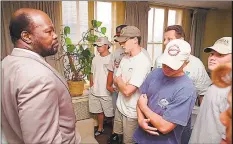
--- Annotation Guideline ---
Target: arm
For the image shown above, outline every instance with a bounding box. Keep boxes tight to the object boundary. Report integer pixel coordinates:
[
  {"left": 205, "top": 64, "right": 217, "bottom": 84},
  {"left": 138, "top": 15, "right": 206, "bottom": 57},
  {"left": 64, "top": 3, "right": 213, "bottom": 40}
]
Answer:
[
  {"left": 138, "top": 97, "right": 176, "bottom": 134},
  {"left": 18, "top": 76, "right": 62, "bottom": 143},
  {"left": 106, "top": 71, "right": 115, "bottom": 93},
  {"left": 137, "top": 103, "right": 145, "bottom": 122},
  {"left": 220, "top": 139, "right": 228, "bottom": 144},
  {"left": 199, "top": 96, "right": 204, "bottom": 105},
  {"left": 114, "top": 76, "right": 137, "bottom": 97},
  {"left": 90, "top": 73, "right": 93, "bottom": 87},
  {"left": 90, "top": 58, "right": 95, "bottom": 87},
  {"left": 194, "top": 59, "right": 212, "bottom": 105},
  {"left": 114, "top": 57, "right": 151, "bottom": 97},
  {"left": 138, "top": 88, "right": 197, "bottom": 134},
  {"left": 137, "top": 103, "right": 159, "bottom": 135}
]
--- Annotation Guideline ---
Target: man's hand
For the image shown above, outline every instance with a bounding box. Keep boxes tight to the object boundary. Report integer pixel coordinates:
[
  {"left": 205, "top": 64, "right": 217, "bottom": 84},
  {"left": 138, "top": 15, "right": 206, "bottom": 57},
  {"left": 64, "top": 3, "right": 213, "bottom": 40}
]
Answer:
[
  {"left": 114, "top": 75, "right": 123, "bottom": 86},
  {"left": 220, "top": 139, "right": 228, "bottom": 144},
  {"left": 139, "top": 119, "right": 159, "bottom": 136},
  {"left": 113, "top": 76, "right": 119, "bottom": 87},
  {"left": 138, "top": 94, "right": 148, "bottom": 109},
  {"left": 114, "top": 60, "right": 120, "bottom": 68}
]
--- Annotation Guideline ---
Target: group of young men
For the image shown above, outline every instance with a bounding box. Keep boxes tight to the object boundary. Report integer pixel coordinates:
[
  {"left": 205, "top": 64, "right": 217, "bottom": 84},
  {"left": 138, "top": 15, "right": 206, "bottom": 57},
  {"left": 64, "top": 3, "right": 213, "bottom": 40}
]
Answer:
[
  {"left": 89, "top": 23, "right": 232, "bottom": 144},
  {"left": 2, "top": 8, "right": 231, "bottom": 144}
]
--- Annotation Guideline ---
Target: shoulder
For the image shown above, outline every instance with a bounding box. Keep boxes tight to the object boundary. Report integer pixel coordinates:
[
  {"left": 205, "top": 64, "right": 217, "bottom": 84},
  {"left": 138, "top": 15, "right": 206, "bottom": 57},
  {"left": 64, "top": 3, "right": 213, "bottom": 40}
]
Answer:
[
  {"left": 92, "top": 55, "right": 99, "bottom": 62},
  {"left": 211, "top": 85, "right": 231, "bottom": 95},
  {"left": 137, "top": 51, "right": 151, "bottom": 65},
  {"left": 183, "top": 75, "right": 196, "bottom": 87},
  {"left": 175, "top": 76, "right": 197, "bottom": 94},
  {"left": 189, "top": 55, "right": 205, "bottom": 66},
  {"left": 11, "top": 61, "right": 56, "bottom": 87},
  {"left": 146, "top": 68, "right": 163, "bottom": 79},
  {"left": 115, "top": 48, "right": 124, "bottom": 53}
]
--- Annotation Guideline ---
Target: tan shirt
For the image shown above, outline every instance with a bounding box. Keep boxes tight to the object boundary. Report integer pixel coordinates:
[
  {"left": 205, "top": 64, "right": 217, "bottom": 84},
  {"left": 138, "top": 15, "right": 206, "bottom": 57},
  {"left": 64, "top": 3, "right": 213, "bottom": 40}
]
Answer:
[{"left": 2, "top": 48, "right": 81, "bottom": 144}]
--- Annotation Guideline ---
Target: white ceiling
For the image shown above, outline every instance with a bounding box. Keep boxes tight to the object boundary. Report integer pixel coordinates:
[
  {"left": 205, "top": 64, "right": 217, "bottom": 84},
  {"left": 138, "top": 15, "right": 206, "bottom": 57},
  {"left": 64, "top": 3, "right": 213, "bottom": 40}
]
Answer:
[{"left": 150, "top": 1, "right": 232, "bottom": 10}]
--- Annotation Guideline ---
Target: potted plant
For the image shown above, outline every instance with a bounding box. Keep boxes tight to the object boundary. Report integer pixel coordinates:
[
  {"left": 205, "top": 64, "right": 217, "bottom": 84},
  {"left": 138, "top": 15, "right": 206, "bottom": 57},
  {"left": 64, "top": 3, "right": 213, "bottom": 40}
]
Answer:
[{"left": 59, "top": 20, "right": 107, "bottom": 96}]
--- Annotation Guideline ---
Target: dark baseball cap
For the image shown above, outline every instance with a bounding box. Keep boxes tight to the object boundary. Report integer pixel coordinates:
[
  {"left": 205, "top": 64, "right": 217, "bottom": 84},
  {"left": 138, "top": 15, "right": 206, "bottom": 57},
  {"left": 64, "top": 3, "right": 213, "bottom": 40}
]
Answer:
[{"left": 114, "top": 24, "right": 128, "bottom": 38}]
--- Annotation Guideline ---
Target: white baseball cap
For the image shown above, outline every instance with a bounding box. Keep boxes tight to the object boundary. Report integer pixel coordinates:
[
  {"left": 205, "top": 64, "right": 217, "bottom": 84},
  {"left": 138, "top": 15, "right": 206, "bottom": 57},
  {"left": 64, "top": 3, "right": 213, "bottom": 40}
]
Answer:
[
  {"left": 160, "top": 39, "right": 191, "bottom": 70},
  {"left": 94, "top": 37, "right": 112, "bottom": 47},
  {"left": 204, "top": 37, "right": 232, "bottom": 54}
]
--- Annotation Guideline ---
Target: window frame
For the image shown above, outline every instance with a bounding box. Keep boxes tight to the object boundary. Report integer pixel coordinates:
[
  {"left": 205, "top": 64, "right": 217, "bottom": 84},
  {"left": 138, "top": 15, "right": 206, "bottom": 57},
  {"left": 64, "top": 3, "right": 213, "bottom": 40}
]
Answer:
[{"left": 147, "top": 5, "right": 183, "bottom": 66}]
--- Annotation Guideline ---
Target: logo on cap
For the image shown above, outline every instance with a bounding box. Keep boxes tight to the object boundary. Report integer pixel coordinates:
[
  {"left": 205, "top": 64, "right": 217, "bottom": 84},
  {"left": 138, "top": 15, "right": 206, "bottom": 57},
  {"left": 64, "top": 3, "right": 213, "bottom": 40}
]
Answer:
[
  {"left": 117, "top": 27, "right": 122, "bottom": 33},
  {"left": 168, "top": 44, "right": 180, "bottom": 56},
  {"left": 216, "top": 38, "right": 229, "bottom": 46},
  {"left": 120, "top": 28, "right": 126, "bottom": 36}
]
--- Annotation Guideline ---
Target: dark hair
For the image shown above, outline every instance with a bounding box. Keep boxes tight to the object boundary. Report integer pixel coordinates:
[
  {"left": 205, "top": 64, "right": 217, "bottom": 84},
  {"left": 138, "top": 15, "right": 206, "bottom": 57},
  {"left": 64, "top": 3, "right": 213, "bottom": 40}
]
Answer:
[
  {"left": 9, "top": 13, "right": 33, "bottom": 44},
  {"left": 130, "top": 36, "right": 141, "bottom": 45},
  {"left": 164, "top": 25, "right": 185, "bottom": 39}
]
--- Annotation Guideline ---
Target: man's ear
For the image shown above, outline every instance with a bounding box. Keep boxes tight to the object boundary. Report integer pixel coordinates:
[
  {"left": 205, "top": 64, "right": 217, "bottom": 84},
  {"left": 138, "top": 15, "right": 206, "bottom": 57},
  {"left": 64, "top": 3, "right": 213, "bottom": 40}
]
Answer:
[
  {"left": 21, "top": 31, "right": 32, "bottom": 44},
  {"left": 133, "top": 37, "right": 138, "bottom": 44}
]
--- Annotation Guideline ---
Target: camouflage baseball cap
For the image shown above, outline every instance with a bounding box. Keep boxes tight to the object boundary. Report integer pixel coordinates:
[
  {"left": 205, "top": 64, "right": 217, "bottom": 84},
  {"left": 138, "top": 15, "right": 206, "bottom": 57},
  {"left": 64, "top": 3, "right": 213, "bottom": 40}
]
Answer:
[
  {"left": 114, "top": 26, "right": 141, "bottom": 43},
  {"left": 93, "top": 37, "right": 112, "bottom": 47}
]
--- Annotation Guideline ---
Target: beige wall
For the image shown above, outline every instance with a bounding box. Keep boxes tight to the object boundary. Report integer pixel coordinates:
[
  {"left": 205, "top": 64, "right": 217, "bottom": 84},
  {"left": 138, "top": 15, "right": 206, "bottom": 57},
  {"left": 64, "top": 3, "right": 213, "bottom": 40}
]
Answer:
[{"left": 201, "top": 9, "right": 232, "bottom": 69}]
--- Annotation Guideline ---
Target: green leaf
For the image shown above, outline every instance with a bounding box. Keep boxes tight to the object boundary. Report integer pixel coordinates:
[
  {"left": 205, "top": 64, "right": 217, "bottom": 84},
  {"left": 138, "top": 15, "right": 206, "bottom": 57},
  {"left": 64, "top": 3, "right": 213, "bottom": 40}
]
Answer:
[
  {"left": 87, "top": 35, "right": 96, "bottom": 43},
  {"left": 64, "top": 26, "right": 70, "bottom": 36},
  {"left": 65, "top": 38, "right": 72, "bottom": 45},
  {"left": 67, "top": 44, "right": 76, "bottom": 53},
  {"left": 94, "top": 35, "right": 99, "bottom": 41},
  {"left": 96, "top": 21, "right": 102, "bottom": 27},
  {"left": 101, "top": 27, "right": 106, "bottom": 35},
  {"left": 82, "top": 49, "right": 91, "bottom": 57},
  {"left": 91, "top": 20, "right": 97, "bottom": 27}
]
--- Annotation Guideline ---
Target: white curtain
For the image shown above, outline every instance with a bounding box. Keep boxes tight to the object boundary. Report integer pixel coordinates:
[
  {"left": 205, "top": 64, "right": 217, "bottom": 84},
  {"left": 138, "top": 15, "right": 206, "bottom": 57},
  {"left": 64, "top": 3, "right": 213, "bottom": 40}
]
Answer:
[
  {"left": 125, "top": 1, "right": 150, "bottom": 49},
  {"left": 189, "top": 9, "right": 208, "bottom": 58},
  {"left": 1, "top": 1, "right": 64, "bottom": 76}
]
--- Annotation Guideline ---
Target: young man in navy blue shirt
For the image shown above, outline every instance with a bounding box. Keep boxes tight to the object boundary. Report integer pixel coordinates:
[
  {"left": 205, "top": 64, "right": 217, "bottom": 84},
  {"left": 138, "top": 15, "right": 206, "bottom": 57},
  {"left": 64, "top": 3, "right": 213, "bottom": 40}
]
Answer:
[{"left": 133, "top": 39, "right": 197, "bottom": 144}]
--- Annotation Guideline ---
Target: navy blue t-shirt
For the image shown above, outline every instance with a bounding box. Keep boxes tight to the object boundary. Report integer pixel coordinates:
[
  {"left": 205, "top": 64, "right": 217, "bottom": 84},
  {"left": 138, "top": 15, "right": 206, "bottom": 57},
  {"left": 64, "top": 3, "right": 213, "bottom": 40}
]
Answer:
[{"left": 133, "top": 68, "right": 197, "bottom": 144}]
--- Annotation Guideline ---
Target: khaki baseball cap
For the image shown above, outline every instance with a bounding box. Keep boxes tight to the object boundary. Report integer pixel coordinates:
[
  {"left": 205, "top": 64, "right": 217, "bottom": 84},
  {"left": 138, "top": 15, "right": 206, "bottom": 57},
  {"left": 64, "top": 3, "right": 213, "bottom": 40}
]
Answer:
[
  {"left": 114, "top": 26, "right": 141, "bottom": 43},
  {"left": 93, "top": 37, "right": 112, "bottom": 47},
  {"left": 204, "top": 37, "right": 232, "bottom": 54}
]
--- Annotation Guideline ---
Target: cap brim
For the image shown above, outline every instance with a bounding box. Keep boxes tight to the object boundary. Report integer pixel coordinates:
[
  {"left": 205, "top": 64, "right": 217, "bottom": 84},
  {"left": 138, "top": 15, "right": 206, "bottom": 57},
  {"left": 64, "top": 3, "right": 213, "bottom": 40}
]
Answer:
[
  {"left": 93, "top": 43, "right": 103, "bottom": 47},
  {"left": 160, "top": 54, "right": 184, "bottom": 70},
  {"left": 204, "top": 46, "right": 230, "bottom": 54},
  {"left": 114, "top": 36, "right": 129, "bottom": 43},
  {"left": 94, "top": 42, "right": 112, "bottom": 47}
]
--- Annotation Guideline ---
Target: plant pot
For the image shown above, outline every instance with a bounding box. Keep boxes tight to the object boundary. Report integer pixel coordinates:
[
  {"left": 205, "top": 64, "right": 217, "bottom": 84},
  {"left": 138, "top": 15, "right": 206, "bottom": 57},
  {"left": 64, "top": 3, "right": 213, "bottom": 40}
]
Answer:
[{"left": 67, "top": 80, "right": 85, "bottom": 97}]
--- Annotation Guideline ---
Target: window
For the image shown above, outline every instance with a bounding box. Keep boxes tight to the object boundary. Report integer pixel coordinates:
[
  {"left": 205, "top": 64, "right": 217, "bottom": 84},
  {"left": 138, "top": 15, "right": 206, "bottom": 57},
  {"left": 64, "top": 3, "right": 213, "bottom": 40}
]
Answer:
[
  {"left": 147, "top": 7, "right": 183, "bottom": 66},
  {"left": 94, "top": 1, "right": 112, "bottom": 55},
  {"left": 62, "top": 1, "right": 113, "bottom": 56},
  {"left": 62, "top": 1, "right": 113, "bottom": 80},
  {"left": 62, "top": 1, "right": 88, "bottom": 44}
]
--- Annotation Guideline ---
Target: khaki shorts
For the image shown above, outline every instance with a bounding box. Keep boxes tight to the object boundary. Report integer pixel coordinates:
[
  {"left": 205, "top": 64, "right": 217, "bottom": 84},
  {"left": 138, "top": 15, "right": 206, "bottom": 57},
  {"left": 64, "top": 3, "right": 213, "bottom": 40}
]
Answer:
[
  {"left": 113, "top": 108, "right": 138, "bottom": 144},
  {"left": 89, "top": 94, "right": 114, "bottom": 117}
]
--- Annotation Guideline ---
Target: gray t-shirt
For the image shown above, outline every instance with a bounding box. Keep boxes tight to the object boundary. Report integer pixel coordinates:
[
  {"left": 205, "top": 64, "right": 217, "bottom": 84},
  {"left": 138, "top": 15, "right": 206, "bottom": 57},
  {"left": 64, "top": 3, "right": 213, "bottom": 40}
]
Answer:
[
  {"left": 133, "top": 68, "right": 197, "bottom": 144},
  {"left": 189, "top": 85, "right": 231, "bottom": 144}
]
